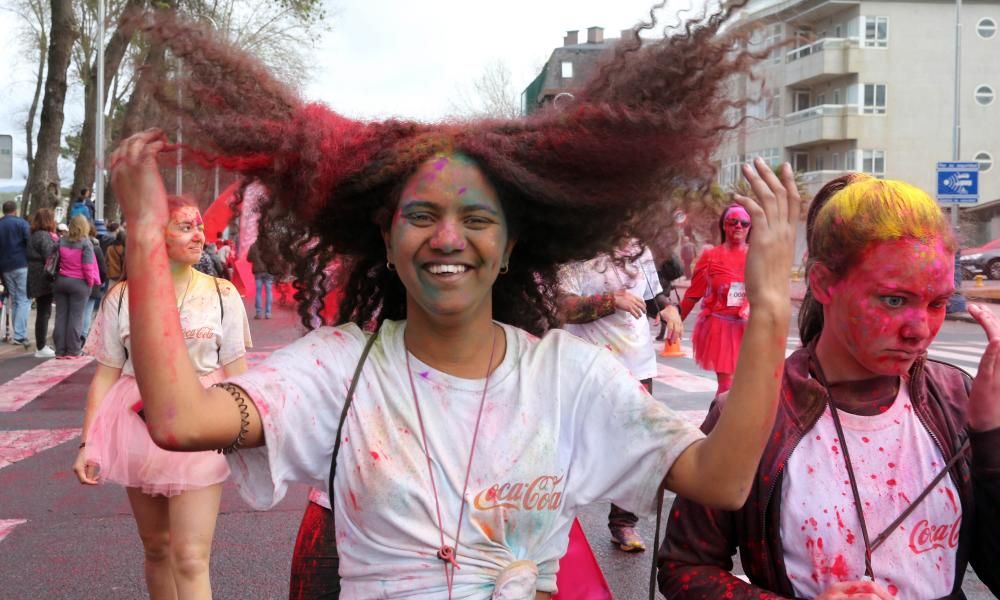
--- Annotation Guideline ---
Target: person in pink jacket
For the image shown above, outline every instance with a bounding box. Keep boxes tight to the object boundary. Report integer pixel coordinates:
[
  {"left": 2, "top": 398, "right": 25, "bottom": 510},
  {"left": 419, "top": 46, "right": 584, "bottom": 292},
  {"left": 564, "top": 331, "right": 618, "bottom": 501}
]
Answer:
[{"left": 53, "top": 215, "right": 102, "bottom": 357}]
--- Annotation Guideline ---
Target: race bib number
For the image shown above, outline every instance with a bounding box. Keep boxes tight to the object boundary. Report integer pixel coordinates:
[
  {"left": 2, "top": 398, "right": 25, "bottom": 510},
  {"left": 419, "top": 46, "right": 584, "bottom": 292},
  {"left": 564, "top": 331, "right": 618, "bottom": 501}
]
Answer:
[{"left": 727, "top": 282, "right": 747, "bottom": 307}]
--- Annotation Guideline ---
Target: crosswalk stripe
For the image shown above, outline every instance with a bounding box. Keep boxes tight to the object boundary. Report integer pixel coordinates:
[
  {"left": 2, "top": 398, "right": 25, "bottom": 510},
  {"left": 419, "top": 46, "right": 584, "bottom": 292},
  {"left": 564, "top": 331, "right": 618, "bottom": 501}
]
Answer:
[
  {"left": 654, "top": 364, "right": 717, "bottom": 393},
  {"left": 926, "top": 349, "right": 979, "bottom": 376},
  {"left": 0, "top": 519, "right": 27, "bottom": 545},
  {"left": 0, "top": 429, "right": 81, "bottom": 470},
  {"left": 0, "top": 357, "right": 94, "bottom": 412}
]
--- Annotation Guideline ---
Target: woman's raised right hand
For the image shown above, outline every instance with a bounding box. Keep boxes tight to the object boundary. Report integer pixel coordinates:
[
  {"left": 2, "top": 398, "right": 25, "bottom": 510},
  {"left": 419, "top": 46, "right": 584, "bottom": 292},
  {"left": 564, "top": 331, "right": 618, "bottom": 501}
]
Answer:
[
  {"left": 72, "top": 448, "right": 99, "bottom": 485},
  {"left": 108, "top": 128, "right": 170, "bottom": 229}
]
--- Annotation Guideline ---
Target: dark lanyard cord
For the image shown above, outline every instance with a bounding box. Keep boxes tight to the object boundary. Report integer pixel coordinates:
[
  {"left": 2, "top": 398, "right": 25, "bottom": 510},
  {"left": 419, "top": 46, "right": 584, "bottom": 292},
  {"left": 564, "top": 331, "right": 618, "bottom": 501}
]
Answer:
[{"left": 827, "top": 398, "right": 970, "bottom": 580}]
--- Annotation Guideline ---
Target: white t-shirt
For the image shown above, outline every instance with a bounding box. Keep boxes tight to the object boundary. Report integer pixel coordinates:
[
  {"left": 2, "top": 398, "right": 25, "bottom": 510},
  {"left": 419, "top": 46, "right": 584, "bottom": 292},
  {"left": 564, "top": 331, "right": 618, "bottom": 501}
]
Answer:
[
  {"left": 559, "top": 247, "right": 662, "bottom": 380},
  {"left": 86, "top": 271, "right": 253, "bottom": 376},
  {"left": 225, "top": 319, "right": 703, "bottom": 598},
  {"left": 781, "top": 383, "right": 960, "bottom": 599}
]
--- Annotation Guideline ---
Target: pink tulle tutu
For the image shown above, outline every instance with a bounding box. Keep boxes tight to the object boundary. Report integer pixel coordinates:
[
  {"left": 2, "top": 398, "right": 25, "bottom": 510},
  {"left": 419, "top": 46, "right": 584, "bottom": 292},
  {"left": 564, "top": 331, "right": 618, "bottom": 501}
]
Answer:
[
  {"left": 692, "top": 311, "right": 747, "bottom": 374},
  {"left": 83, "top": 371, "right": 230, "bottom": 497}
]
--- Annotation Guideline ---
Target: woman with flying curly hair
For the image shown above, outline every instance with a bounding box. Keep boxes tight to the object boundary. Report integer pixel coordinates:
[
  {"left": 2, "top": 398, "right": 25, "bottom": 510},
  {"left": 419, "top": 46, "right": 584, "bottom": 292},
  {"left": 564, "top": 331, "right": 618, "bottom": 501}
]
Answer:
[{"left": 108, "top": 4, "right": 800, "bottom": 598}]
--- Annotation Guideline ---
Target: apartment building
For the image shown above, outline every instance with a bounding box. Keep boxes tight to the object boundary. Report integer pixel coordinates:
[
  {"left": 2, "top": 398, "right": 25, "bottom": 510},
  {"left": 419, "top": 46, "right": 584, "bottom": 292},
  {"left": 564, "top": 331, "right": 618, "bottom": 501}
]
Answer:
[{"left": 718, "top": 0, "right": 1000, "bottom": 214}]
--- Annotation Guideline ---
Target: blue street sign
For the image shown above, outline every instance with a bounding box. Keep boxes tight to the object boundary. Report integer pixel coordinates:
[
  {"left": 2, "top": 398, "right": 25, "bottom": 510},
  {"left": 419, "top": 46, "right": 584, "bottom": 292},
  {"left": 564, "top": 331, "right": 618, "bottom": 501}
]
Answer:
[{"left": 936, "top": 161, "right": 979, "bottom": 204}]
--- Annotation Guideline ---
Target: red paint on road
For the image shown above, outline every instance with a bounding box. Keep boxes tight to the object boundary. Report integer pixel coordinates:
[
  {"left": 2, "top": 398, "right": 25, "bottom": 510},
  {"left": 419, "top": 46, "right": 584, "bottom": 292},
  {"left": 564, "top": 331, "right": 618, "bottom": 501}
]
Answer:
[{"left": 0, "top": 429, "right": 81, "bottom": 470}]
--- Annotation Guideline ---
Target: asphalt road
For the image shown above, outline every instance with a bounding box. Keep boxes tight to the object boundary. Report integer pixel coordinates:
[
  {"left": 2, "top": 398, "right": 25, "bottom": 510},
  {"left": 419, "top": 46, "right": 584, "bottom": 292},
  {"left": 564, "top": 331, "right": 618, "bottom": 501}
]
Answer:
[{"left": 0, "top": 300, "right": 995, "bottom": 599}]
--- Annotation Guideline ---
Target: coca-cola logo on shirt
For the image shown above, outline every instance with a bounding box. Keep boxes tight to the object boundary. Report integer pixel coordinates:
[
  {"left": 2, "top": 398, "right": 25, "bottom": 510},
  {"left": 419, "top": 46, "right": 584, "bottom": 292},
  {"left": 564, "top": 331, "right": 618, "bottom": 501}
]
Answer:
[
  {"left": 908, "top": 515, "right": 961, "bottom": 555},
  {"left": 473, "top": 475, "right": 564, "bottom": 511},
  {"left": 183, "top": 327, "right": 216, "bottom": 340}
]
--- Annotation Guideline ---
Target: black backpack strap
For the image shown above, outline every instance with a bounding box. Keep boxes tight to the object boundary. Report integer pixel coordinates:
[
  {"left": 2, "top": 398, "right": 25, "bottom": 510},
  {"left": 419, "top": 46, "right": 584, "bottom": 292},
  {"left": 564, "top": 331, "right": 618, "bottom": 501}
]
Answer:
[{"left": 327, "top": 327, "right": 381, "bottom": 506}]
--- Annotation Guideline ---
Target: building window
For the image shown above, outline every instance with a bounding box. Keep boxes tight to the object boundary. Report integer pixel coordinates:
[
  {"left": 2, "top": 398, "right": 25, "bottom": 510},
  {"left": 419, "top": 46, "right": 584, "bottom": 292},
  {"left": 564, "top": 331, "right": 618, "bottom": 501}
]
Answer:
[
  {"left": 792, "top": 152, "right": 809, "bottom": 172},
  {"left": 833, "top": 153, "right": 841, "bottom": 170},
  {"left": 975, "top": 84, "right": 995, "bottom": 106},
  {"left": 758, "top": 148, "right": 781, "bottom": 167},
  {"left": 846, "top": 150, "right": 857, "bottom": 171},
  {"left": 976, "top": 151, "right": 994, "bottom": 172},
  {"left": 978, "top": 17, "right": 997, "bottom": 39},
  {"left": 767, "top": 23, "right": 783, "bottom": 63},
  {"left": 862, "top": 150, "right": 886, "bottom": 177},
  {"left": 561, "top": 61, "right": 573, "bottom": 78},
  {"left": 816, "top": 155, "right": 825, "bottom": 171},
  {"left": 864, "top": 16, "right": 889, "bottom": 47},
  {"left": 863, "top": 84, "right": 887, "bottom": 114},
  {"left": 834, "top": 24, "right": 843, "bottom": 38},
  {"left": 833, "top": 89, "right": 841, "bottom": 104}
]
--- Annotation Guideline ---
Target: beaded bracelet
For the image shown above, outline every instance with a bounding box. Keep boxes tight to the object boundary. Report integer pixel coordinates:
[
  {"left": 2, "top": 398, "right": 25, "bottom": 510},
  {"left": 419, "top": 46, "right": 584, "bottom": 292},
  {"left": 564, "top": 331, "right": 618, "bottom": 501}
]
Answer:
[{"left": 213, "top": 383, "right": 250, "bottom": 455}]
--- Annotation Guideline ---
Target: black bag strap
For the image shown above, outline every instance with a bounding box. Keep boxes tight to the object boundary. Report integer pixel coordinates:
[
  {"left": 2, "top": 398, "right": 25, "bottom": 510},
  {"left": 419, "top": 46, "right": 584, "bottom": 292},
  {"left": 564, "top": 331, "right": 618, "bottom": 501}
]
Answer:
[
  {"left": 212, "top": 276, "right": 224, "bottom": 322},
  {"left": 327, "top": 327, "right": 381, "bottom": 506},
  {"left": 648, "top": 484, "right": 667, "bottom": 600}
]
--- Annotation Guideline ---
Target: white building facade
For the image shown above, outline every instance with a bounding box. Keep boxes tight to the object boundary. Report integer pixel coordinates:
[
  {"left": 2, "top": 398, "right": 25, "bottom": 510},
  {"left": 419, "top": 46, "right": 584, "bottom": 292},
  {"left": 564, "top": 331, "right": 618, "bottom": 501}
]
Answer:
[{"left": 717, "top": 0, "right": 1000, "bottom": 216}]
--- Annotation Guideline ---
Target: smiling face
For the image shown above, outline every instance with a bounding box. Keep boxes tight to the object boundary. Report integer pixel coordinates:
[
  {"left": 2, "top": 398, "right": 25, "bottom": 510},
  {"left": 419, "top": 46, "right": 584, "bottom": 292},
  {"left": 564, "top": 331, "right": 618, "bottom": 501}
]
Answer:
[
  {"left": 384, "top": 154, "right": 515, "bottom": 324},
  {"left": 165, "top": 205, "right": 206, "bottom": 266},
  {"left": 814, "top": 238, "right": 954, "bottom": 379}
]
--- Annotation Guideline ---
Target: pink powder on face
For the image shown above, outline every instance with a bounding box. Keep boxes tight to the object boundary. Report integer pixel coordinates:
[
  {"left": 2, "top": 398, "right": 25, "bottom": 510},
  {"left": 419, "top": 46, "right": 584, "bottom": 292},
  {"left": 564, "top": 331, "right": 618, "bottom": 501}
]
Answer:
[{"left": 825, "top": 239, "right": 954, "bottom": 378}]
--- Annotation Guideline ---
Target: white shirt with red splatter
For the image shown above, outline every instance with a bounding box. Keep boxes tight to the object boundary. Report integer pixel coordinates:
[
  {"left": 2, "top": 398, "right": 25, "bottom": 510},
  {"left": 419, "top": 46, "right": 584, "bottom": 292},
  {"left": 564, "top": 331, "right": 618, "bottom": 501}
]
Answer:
[
  {"left": 780, "top": 382, "right": 960, "bottom": 599},
  {"left": 224, "top": 319, "right": 703, "bottom": 598},
  {"left": 559, "top": 246, "right": 663, "bottom": 380}
]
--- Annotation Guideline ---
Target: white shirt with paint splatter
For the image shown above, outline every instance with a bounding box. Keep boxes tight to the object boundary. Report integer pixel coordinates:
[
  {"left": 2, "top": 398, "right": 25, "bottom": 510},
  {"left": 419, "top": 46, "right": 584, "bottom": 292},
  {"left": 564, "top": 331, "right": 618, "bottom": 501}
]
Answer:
[
  {"left": 780, "top": 383, "right": 960, "bottom": 599},
  {"left": 559, "top": 246, "right": 663, "bottom": 380},
  {"left": 86, "top": 271, "right": 252, "bottom": 376},
  {"left": 225, "top": 319, "right": 703, "bottom": 598}
]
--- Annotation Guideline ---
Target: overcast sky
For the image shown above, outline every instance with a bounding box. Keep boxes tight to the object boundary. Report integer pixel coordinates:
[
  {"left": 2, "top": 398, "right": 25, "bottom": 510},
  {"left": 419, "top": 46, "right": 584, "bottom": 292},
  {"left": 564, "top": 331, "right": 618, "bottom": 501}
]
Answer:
[{"left": 1, "top": 0, "right": 709, "bottom": 186}]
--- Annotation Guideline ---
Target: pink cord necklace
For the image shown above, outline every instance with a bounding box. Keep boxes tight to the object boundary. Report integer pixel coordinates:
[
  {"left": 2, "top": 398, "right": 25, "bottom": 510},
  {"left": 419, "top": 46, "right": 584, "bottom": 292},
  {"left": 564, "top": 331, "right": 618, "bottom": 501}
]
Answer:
[{"left": 405, "top": 323, "right": 499, "bottom": 599}]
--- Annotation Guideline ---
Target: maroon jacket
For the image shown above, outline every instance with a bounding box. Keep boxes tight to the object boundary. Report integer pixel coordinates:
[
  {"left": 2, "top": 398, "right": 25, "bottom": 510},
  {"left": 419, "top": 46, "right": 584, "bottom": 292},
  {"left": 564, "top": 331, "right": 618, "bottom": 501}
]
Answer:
[{"left": 657, "top": 347, "right": 1000, "bottom": 599}]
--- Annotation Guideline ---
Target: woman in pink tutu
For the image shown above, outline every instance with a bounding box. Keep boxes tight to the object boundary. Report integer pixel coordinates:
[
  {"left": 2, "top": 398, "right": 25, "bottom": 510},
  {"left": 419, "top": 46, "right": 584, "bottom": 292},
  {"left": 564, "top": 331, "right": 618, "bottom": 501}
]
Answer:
[
  {"left": 679, "top": 204, "right": 751, "bottom": 396},
  {"left": 72, "top": 196, "right": 252, "bottom": 600}
]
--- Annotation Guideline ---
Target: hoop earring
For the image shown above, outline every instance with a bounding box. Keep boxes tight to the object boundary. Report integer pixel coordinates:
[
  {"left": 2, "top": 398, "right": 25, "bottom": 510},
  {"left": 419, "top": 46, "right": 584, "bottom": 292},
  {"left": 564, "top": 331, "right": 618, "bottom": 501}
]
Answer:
[
  {"left": 386, "top": 261, "right": 396, "bottom": 272},
  {"left": 499, "top": 263, "right": 509, "bottom": 275}
]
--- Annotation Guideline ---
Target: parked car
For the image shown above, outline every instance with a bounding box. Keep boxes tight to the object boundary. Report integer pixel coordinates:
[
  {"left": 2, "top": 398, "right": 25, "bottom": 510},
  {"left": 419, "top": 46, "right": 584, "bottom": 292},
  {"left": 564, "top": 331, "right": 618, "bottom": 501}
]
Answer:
[{"left": 960, "top": 238, "right": 1000, "bottom": 279}]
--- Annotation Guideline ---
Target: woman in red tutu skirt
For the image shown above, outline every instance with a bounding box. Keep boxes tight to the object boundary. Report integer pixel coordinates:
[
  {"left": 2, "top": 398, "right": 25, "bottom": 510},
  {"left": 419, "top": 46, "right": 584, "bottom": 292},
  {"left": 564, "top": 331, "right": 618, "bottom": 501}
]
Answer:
[
  {"left": 680, "top": 204, "right": 751, "bottom": 396},
  {"left": 72, "top": 196, "right": 252, "bottom": 600}
]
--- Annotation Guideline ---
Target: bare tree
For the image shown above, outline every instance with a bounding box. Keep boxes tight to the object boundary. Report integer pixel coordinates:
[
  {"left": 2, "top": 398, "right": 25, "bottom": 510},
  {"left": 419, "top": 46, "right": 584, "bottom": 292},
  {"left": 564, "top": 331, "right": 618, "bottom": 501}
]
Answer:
[
  {"left": 24, "top": 0, "right": 77, "bottom": 214},
  {"left": 5, "top": 0, "right": 51, "bottom": 211},
  {"left": 450, "top": 60, "right": 521, "bottom": 119},
  {"left": 70, "top": 0, "right": 145, "bottom": 198}
]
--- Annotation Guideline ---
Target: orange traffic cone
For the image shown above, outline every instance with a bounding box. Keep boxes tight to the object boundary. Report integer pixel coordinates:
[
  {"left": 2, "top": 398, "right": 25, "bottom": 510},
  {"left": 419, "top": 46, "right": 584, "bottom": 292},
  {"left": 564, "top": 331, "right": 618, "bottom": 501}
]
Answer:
[{"left": 660, "top": 337, "right": 685, "bottom": 358}]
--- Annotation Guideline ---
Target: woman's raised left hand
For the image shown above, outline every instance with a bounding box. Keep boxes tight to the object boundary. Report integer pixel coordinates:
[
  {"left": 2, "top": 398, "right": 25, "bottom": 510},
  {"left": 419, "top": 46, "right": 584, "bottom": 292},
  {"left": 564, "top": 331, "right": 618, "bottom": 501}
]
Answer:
[
  {"left": 734, "top": 158, "right": 801, "bottom": 316},
  {"left": 968, "top": 303, "right": 1000, "bottom": 431}
]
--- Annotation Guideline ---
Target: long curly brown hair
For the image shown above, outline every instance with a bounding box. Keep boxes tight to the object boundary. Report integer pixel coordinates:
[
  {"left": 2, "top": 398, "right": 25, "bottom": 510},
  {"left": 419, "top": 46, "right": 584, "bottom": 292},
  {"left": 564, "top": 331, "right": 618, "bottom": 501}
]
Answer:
[{"left": 124, "top": 2, "right": 759, "bottom": 335}]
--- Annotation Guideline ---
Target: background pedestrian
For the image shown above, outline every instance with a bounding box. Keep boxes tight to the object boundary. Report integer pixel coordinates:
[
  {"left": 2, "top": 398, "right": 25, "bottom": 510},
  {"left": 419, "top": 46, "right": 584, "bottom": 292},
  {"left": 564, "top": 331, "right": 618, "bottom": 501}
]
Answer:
[
  {"left": 558, "top": 241, "right": 683, "bottom": 552},
  {"left": 74, "top": 196, "right": 252, "bottom": 600},
  {"left": 81, "top": 221, "right": 108, "bottom": 343},
  {"left": 0, "top": 200, "right": 32, "bottom": 348},
  {"left": 26, "top": 208, "right": 59, "bottom": 357},
  {"left": 246, "top": 240, "right": 273, "bottom": 319},
  {"left": 678, "top": 203, "right": 752, "bottom": 396},
  {"left": 52, "top": 215, "right": 101, "bottom": 358}
]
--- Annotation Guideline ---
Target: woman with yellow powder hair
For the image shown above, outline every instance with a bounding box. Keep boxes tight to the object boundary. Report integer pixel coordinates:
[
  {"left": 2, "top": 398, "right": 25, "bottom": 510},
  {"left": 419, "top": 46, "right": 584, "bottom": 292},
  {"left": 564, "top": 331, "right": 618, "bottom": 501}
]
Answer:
[{"left": 658, "top": 173, "right": 1000, "bottom": 599}]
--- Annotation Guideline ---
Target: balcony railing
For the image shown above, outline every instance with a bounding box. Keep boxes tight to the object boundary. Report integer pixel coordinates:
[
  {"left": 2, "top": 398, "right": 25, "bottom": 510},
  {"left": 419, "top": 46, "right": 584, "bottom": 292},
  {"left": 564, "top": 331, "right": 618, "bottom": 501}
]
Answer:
[
  {"left": 786, "top": 37, "right": 859, "bottom": 62},
  {"left": 784, "top": 104, "right": 857, "bottom": 124}
]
